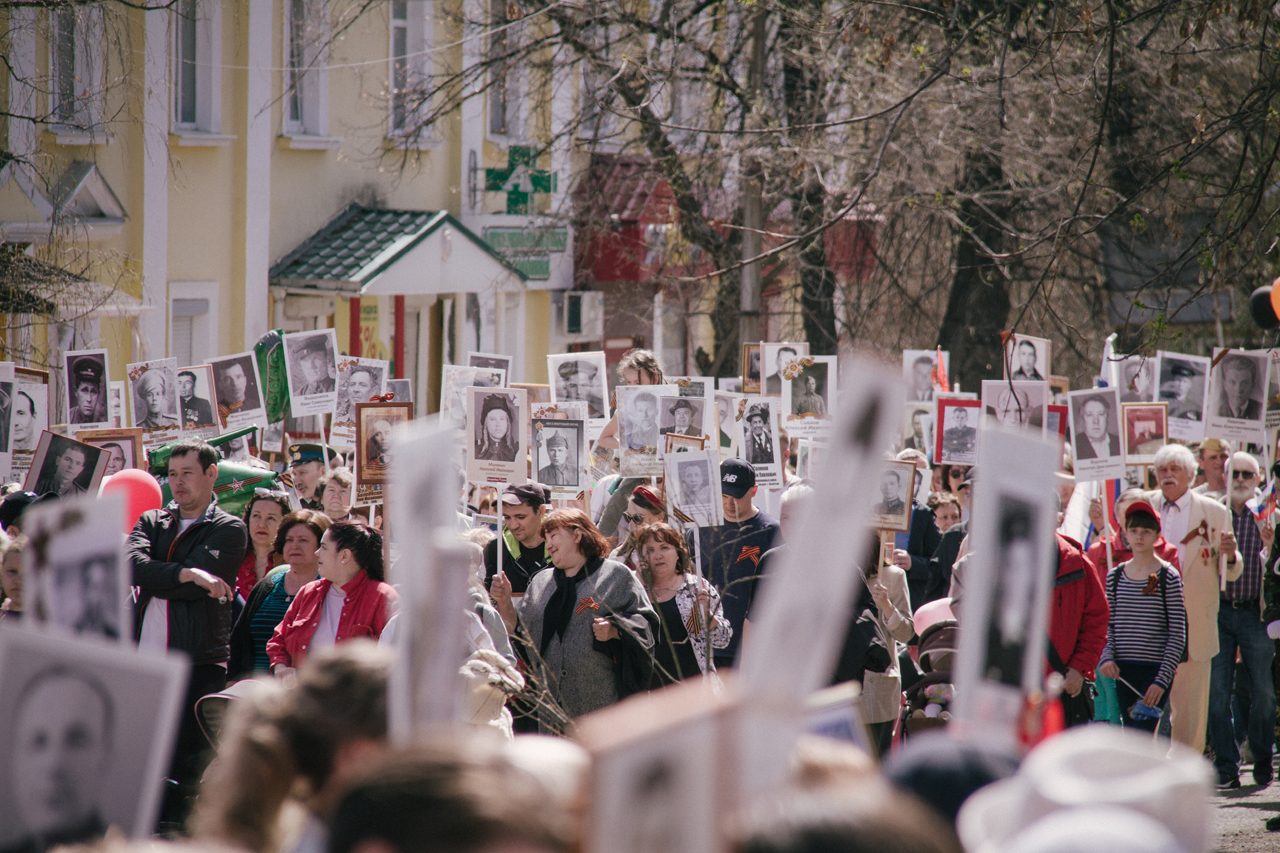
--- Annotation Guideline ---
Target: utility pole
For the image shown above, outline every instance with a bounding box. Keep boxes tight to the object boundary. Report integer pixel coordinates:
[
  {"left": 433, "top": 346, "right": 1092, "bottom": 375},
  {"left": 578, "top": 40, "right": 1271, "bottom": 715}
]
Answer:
[{"left": 739, "top": 6, "right": 767, "bottom": 348}]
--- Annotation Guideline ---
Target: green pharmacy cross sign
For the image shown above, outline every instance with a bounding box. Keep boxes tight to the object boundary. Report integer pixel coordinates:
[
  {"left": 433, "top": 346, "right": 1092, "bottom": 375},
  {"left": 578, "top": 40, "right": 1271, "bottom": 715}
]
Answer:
[{"left": 484, "top": 146, "right": 557, "bottom": 214}]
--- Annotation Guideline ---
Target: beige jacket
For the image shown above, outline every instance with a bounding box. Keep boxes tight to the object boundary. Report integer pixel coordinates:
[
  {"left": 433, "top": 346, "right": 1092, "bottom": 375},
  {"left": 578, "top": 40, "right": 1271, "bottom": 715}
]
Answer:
[
  {"left": 861, "top": 563, "right": 914, "bottom": 723},
  {"left": 1146, "top": 489, "right": 1243, "bottom": 661}
]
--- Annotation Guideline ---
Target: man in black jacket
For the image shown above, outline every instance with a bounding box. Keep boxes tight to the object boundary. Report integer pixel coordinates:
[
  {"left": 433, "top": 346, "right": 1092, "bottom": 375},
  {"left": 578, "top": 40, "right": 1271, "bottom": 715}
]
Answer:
[{"left": 127, "top": 439, "right": 246, "bottom": 813}]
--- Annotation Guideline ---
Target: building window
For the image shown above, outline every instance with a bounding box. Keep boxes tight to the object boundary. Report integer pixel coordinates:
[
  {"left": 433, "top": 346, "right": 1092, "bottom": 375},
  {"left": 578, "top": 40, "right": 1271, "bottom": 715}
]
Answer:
[
  {"left": 284, "top": 0, "right": 329, "bottom": 137},
  {"left": 487, "top": 0, "right": 518, "bottom": 137},
  {"left": 389, "top": 0, "right": 433, "bottom": 136},
  {"left": 49, "top": 3, "right": 104, "bottom": 130},
  {"left": 173, "top": 0, "right": 198, "bottom": 127},
  {"left": 169, "top": 282, "right": 219, "bottom": 365}
]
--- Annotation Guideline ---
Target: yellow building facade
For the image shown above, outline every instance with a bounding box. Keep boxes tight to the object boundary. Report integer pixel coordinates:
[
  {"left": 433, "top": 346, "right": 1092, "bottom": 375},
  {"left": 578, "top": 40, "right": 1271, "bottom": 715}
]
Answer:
[{"left": 0, "top": 1, "right": 576, "bottom": 421}]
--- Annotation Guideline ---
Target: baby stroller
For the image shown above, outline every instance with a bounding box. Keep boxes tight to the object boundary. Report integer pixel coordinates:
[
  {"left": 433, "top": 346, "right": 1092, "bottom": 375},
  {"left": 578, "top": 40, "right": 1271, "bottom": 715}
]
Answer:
[{"left": 901, "top": 619, "right": 958, "bottom": 738}]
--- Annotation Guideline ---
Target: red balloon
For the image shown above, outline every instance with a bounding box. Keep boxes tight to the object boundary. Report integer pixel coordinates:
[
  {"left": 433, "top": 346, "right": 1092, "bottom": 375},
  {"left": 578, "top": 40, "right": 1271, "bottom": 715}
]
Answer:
[{"left": 99, "top": 469, "right": 163, "bottom": 534}]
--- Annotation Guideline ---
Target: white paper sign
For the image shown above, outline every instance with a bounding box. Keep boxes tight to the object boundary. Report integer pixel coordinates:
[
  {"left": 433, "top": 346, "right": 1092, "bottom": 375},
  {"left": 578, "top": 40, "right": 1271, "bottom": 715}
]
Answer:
[{"left": 1067, "top": 387, "right": 1125, "bottom": 483}]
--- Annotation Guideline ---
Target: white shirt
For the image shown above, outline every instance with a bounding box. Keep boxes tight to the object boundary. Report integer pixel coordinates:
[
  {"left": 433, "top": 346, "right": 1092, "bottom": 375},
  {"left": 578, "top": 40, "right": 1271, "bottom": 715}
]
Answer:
[
  {"left": 310, "top": 584, "right": 345, "bottom": 650},
  {"left": 1160, "top": 490, "right": 1193, "bottom": 566},
  {"left": 139, "top": 516, "right": 199, "bottom": 651}
]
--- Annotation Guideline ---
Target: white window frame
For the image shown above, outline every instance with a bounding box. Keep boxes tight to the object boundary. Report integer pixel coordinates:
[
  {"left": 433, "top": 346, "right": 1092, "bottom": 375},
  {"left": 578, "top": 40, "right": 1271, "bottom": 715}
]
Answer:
[
  {"left": 577, "top": 24, "right": 621, "bottom": 149},
  {"left": 48, "top": 3, "right": 105, "bottom": 135},
  {"left": 485, "top": 0, "right": 525, "bottom": 142},
  {"left": 171, "top": 0, "right": 223, "bottom": 136},
  {"left": 283, "top": 0, "right": 330, "bottom": 138},
  {"left": 387, "top": 0, "right": 436, "bottom": 142},
  {"left": 168, "top": 280, "right": 220, "bottom": 363}
]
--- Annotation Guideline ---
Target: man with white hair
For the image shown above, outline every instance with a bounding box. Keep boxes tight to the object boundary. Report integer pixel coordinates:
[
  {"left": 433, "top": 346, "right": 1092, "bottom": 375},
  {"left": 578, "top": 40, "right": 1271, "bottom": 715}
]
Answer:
[
  {"left": 1209, "top": 451, "right": 1275, "bottom": 788},
  {"left": 1148, "top": 443, "right": 1242, "bottom": 756}
]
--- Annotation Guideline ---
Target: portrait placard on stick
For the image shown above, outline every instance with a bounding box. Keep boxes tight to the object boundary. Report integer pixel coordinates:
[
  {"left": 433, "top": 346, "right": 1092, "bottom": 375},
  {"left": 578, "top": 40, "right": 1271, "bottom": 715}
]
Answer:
[
  {"left": 903, "top": 349, "right": 949, "bottom": 403},
  {"left": 1122, "top": 402, "right": 1168, "bottom": 465},
  {"left": 1154, "top": 351, "right": 1209, "bottom": 442},
  {"left": 656, "top": 393, "right": 705, "bottom": 459},
  {"left": 616, "top": 384, "right": 677, "bottom": 477},
  {"left": 936, "top": 397, "right": 980, "bottom": 466},
  {"left": 737, "top": 397, "right": 783, "bottom": 488},
  {"left": 466, "top": 387, "right": 528, "bottom": 485},
  {"left": 0, "top": 627, "right": 188, "bottom": 846},
  {"left": 282, "top": 328, "right": 339, "bottom": 417},
  {"left": 209, "top": 350, "right": 268, "bottom": 431},
  {"left": 1206, "top": 348, "right": 1268, "bottom": 445},
  {"left": 1115, "top": 354, "right": 1156, "bottom": 403},
  {"left": 22, "top": 492, "right": 130, "bottom": 643},
  {"left": 175, "top": 364, "right": 219, "bottom": 438},
  {"left": 868, "top": 459, "right": 914, "bottom": 532},
  {"left": 78, "top": 428, "right": 144, "bottom": 475},
  {"left": 741, "top": 343, "right": 762, "bottom": 394},
  {"left": 713, "top": 391, "right": 741, "bottom": 460},
  {"left": 126, "top": 358, "right": 181, "bottom": 446},
  {"left": 761, "top": 342, "right": 809, "bottom": 397},
  {"left": 64, "top": 348, "right": 110, "bottom": 432},
  {"left": 783, "top": 355, "right": 837, "bottom": 441},
  {"left": 665, "top": 449, "right": 722, "bottom": 529},
  {"left": 332, "top": 357, "right": 388, "bottom": 449},
  {"left": 1002, "top": 333, "right": 1051, "bottom": 381},
  {"left": 1067, "top": 388, "right": 1125, "bottom": 483},
  {"left": 952, "top": 425, "right": 1059, "bottom": 741},
  {"left": 23, "top": 431, "right": 108, "bottom": 498},
  {"left": 532, "top": 417, "right": 586, "bottom": 494},
  {"left": 355, "top": 401, "right": 413, "bottom": 489},
  {"left": 11, "top": 370, "right": 49, "bottom": 481},
  {"left": 981, "top": 379, "right": 1048, "bottom": 432},
  {"left": 548, "top": 351, "right": 609, "bottom": 421}
]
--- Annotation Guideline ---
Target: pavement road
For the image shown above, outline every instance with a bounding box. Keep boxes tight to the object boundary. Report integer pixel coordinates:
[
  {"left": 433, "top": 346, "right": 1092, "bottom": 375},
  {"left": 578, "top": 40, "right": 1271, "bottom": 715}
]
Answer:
[{"left": 1214, "top": 758, "right": 1280, "bottom": 852}]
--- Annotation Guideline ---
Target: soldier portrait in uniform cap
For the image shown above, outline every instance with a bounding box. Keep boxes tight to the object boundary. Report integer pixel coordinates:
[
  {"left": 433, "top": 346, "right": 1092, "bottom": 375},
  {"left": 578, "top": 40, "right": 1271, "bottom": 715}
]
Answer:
[
  {"left": 548, "top": 352, "right": 608, "bottom": 420},
  {"left": 64, "top": 350, "right": 109, "bottom": 428},
  {"left": 937, "top": 397, "right": 979, "bottom": 466},
  {"left": 1155, "top": 351, "right": 1211, "bottom": 441},
  {"left": 534, "top": 421, "right": 581, "bottom": 488},
  {"left": 283, "top": 330, "right": 339, "bottom": 420},
  {"left": 127, "top": 360, "right": 180, "bottom": 433}
]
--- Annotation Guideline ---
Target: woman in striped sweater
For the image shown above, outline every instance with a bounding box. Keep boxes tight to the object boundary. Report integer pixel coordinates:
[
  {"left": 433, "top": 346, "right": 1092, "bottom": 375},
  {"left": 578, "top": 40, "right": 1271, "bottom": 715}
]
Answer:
[{"left": 1098, "top": 500, "right": 1187, "bottom": 734}]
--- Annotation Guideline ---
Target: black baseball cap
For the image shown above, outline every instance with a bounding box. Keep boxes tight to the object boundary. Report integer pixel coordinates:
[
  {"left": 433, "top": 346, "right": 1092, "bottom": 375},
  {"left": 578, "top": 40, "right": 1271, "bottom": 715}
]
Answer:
[
  {"left": 501, "top": 482, "right": 550, "bottom": 507},
  {"left": 720, "top": 458, "right": 756, "bottom": 499}
]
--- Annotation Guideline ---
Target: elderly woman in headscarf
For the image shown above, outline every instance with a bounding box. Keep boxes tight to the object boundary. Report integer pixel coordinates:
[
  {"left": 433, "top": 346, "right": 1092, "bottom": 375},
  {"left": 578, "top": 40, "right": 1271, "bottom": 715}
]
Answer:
[{"left": 476, "top": 394, "right": 519, "bottom": 462}]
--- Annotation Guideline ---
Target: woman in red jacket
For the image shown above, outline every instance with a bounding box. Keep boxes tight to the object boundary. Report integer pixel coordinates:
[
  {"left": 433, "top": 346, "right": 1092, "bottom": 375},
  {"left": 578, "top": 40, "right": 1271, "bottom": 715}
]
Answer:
[{"left": 268, "top": 520, "right": 397, "bottom": 678}]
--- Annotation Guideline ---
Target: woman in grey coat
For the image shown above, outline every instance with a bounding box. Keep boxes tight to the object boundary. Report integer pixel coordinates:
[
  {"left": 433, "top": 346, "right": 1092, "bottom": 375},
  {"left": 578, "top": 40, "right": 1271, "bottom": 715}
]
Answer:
[{"left": 493, "top": 508, "right": 657, "bottom": 731}]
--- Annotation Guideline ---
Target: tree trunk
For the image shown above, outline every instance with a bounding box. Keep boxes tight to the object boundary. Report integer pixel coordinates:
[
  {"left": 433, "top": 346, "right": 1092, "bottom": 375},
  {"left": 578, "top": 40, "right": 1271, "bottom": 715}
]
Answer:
[{"left": 938, "top": 148, "right": 1011, "bottom": 388}]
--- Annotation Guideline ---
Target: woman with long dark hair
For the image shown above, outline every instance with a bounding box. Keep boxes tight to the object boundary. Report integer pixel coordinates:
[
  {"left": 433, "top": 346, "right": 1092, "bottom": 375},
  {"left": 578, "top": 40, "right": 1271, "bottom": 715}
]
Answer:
[
  {"left": 491, "top": 508, "right": 656, "bottom": 729},
  {"left": 267, "top": 521, "right": 397, "bottom": 678}
]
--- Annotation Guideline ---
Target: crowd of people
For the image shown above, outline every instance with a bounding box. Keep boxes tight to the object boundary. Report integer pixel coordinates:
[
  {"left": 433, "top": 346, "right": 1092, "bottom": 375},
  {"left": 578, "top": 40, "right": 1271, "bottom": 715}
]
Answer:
[{"left": 1, "top": 345, "right": 1276, "bottom": 852}]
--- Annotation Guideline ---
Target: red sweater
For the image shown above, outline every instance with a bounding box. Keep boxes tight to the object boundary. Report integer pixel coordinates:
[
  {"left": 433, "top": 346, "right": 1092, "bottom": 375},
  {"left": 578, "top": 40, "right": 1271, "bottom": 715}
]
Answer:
[
  {"left": 1048, "top": 534, "right": 1110, "bottom": 677},
  {"left": 267, "top": 570, "right": 397, "bottom": 668},
  {"left": 1085, "top": 534, "right": 1180, "bottom": 587}
]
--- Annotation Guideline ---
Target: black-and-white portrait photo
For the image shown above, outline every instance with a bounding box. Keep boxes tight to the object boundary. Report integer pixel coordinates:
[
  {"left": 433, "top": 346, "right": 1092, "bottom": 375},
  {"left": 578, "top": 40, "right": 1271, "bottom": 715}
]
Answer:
[
  {"left": 1155, "top": 351, "right": 1209, "bottom": 441},
  {"left": 869, "top": 461, "right": 913, "bottom": 531},
  {"left": 1072, "top": 391, "right": 1121, "bottom": 460},
  {"left": 175, "top": 365, "right": 217, "bottom": 433},
  {"left": 1207, "top": 350, "right": 1268, "bottom": 446},
  {"left": 386, "top": 378, "right": 413, "bottom": 404},
  {"left": 549, "top": 352, "right": 608, "bottom": 420},
  {"left": 126, "top": 358, "right": 180, "bottom": 435},
  {"left": 1003, "top": 334, "right": 1050, "bottom": 382},
  {"left": 209, "top": 352, "right": 265, "bottom": 429},
  {"left": 534, "top": 421, "right": 582, "bottom": 488},
  {"left": 762, "top": 342, "right": 808, "bottom": 396},
  {"left": 335, "top": 358, "right": 388, "bottom": 423},
  {"left": 0, "top": 379, "right": 12, "bottom": 455},
  {"left": 937, "top": 399, "right": 979, "bottom": 465},
  {"left": 25, "top": 432, "right": 106, "bottom": 497},
  {"left": 620, "top": 389, "right": 660, "bottom": 452},
  {"left": 465, "top": 386, "right": 527, "bottom": 485},
  {"left": 789, "top": 363, "right": 829, "bottom": 417},
  {"left": 715, "top": 392, "right": 739, "bottom": 454},
  {"left": 283, "top": 329, "right": 339, "bottom": 417},
  {"left": 659, "top": 395, "right": 704, "bottom": 438},
  {"left": 0, "top": 628, "right": 187, "bottom": 849},
  {"left": 903, "top": 349, "right": 948, "bottom": 403},
  {"left": 1067, "top": 388, "right": 1125, "bottom": 483},
  {"left": 11, "top": 380, "right": 47, "bottom": 456},
  {"left": 981, "top": 380, "right": 1047, "bottom": 431},
  {"left": 1117, "top": 355, "right": 1155, "bottom": 403},
  {"left": 78, "top": 429, "right": 144, "bottom": 477},
  {"left": 473, "top": 392, "right": 520, "bottom": 462},
  {"left": 64, "top": 349, "right": 109, "bottom": 429},
  {"left": 675, "top": 457, "right": 714, "bottom": 509},
  {"left": 741, "top": 402, "right": 775, "bottom": 465}
]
